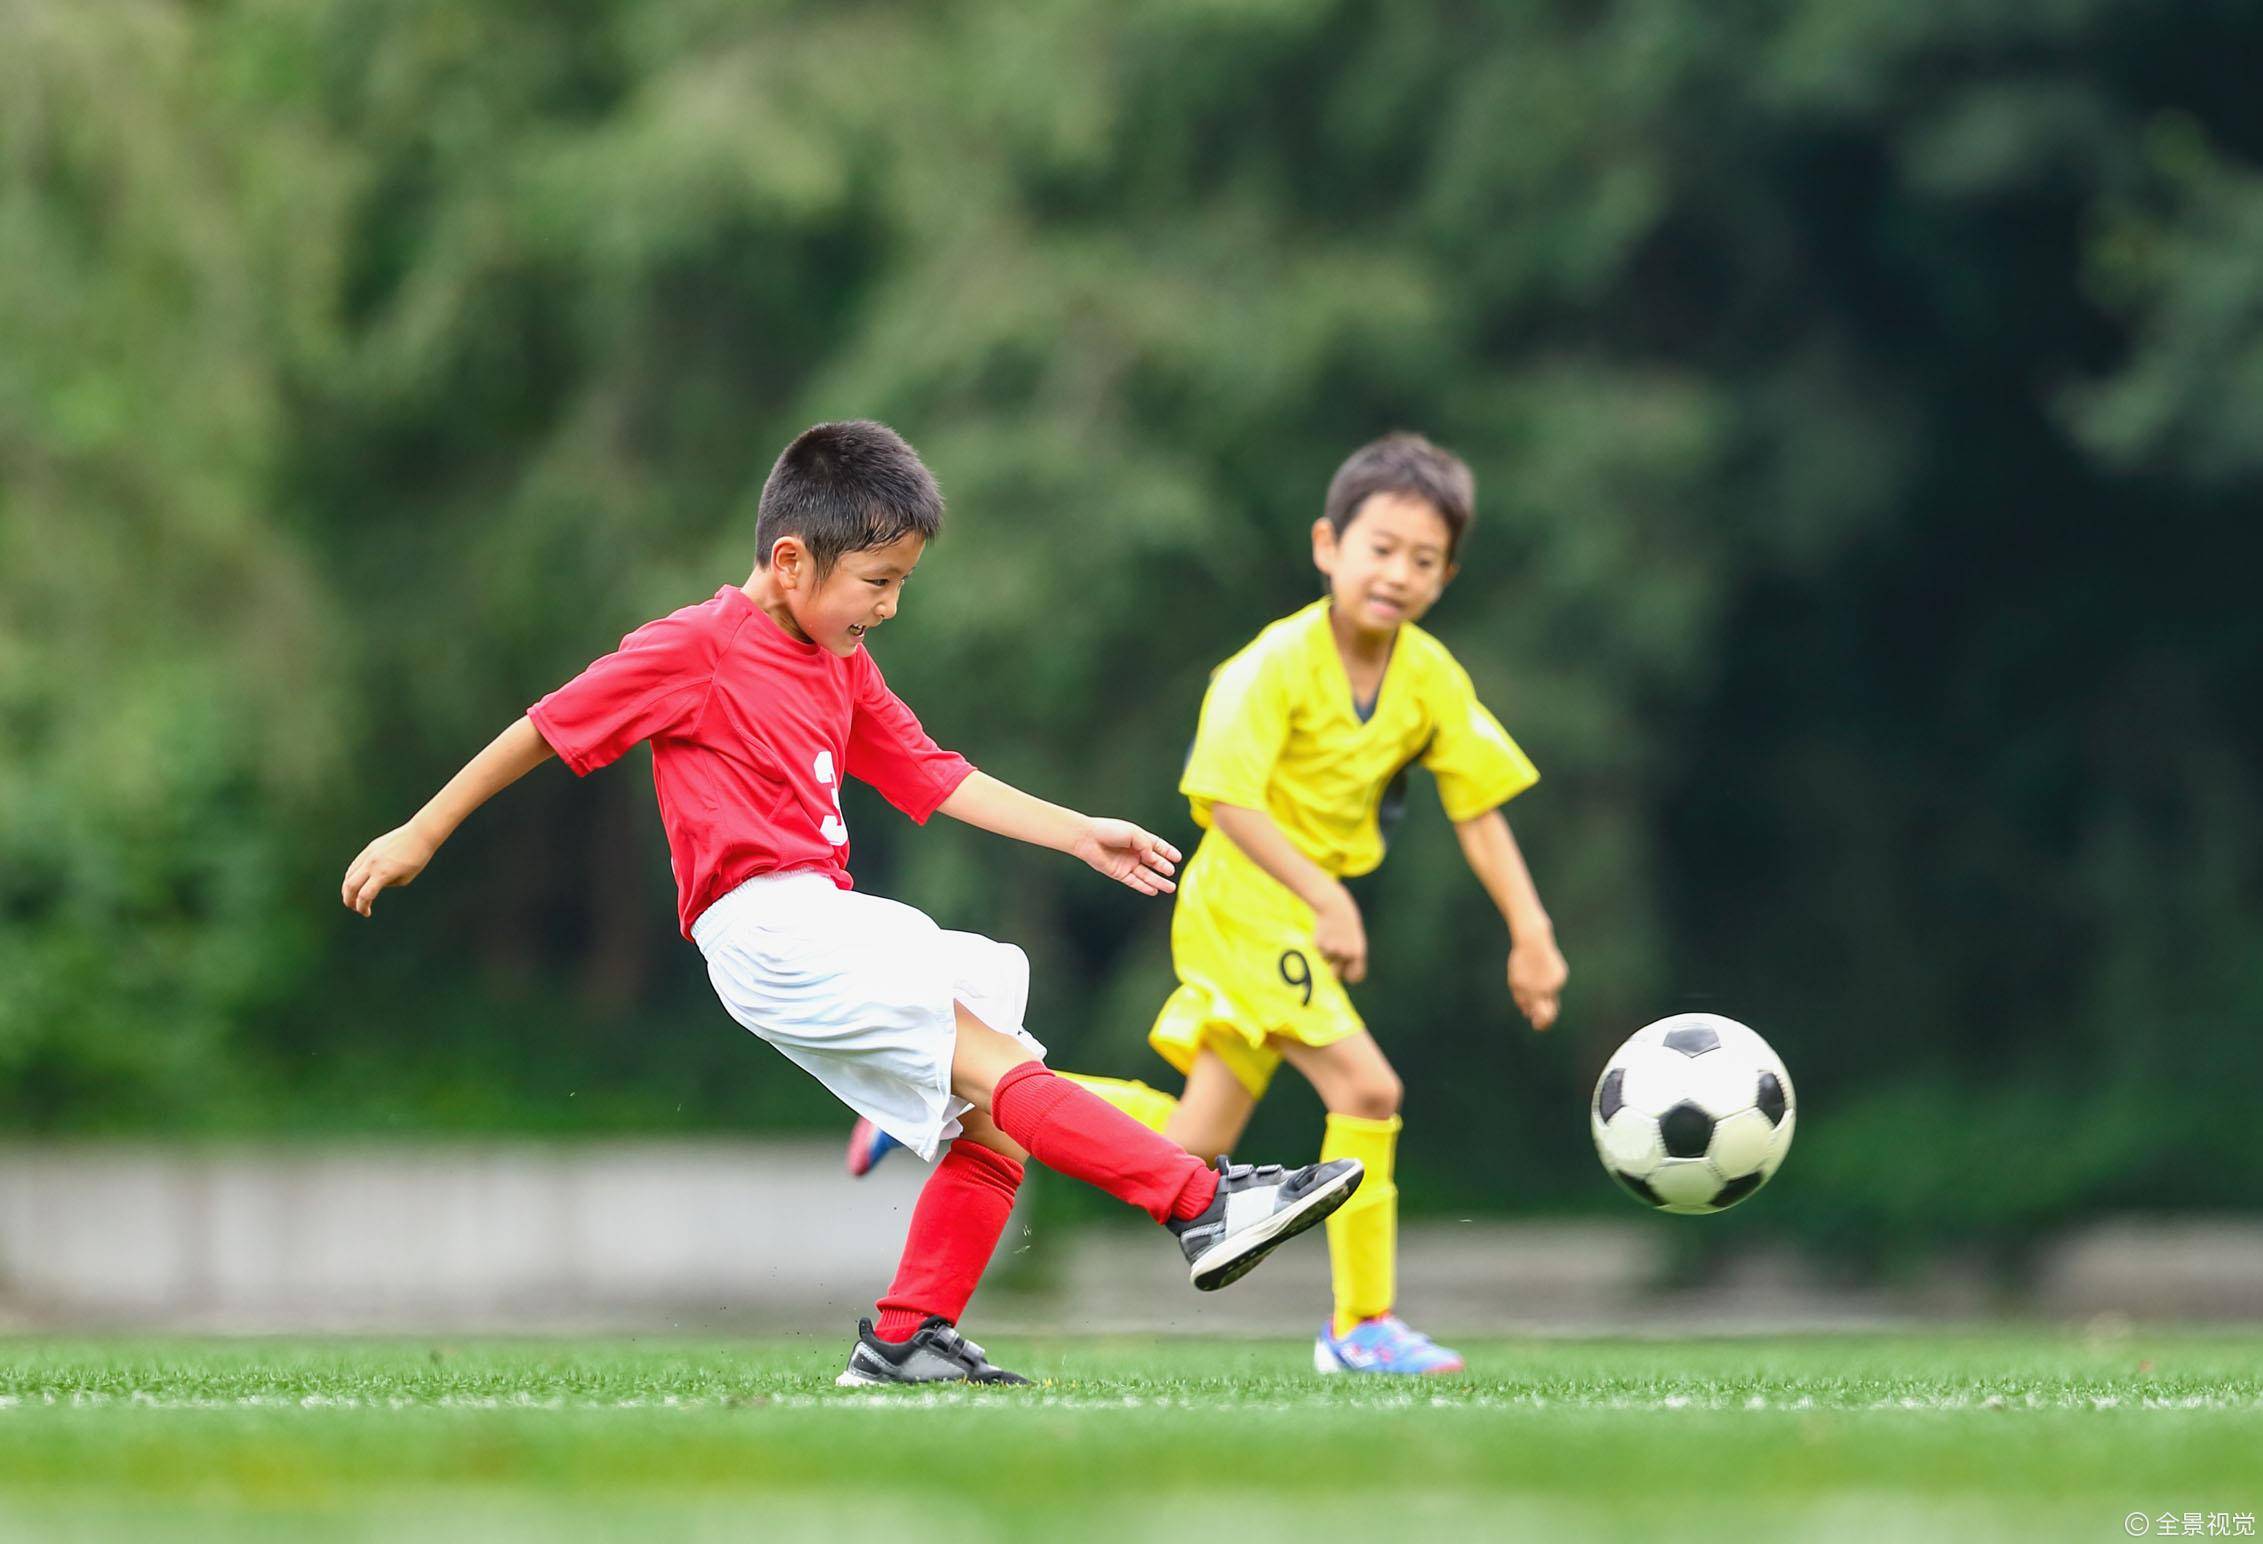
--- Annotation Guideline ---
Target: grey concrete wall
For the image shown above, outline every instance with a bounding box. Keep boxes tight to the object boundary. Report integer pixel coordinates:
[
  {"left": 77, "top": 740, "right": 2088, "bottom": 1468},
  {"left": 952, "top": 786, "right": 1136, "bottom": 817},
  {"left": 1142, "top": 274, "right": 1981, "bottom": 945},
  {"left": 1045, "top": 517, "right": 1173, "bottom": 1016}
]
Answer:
[
  {"left": 0, "top": 1143, "right": 2257, "bottom": 1333},
  {"left": 0, "top": 1140, "right": 932, "bottom": 1331}
]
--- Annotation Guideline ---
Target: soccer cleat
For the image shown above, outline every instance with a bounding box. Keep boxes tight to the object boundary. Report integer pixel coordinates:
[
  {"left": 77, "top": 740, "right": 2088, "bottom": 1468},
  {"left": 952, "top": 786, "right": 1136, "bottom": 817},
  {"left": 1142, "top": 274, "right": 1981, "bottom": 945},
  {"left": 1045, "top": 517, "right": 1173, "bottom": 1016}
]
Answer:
[
  {"left": 834, "top": 1316, "right": 1031, "bottom": 1387},
  {"left": 1167, "top": 1156, "right": 1364, "bottom": 1291},
  {"left": 844, "top": 1117, "right": 904, "bottom": 1178},
  {"left": 1313, "top": 1314, "right": 1468, "bottom": 1376}
]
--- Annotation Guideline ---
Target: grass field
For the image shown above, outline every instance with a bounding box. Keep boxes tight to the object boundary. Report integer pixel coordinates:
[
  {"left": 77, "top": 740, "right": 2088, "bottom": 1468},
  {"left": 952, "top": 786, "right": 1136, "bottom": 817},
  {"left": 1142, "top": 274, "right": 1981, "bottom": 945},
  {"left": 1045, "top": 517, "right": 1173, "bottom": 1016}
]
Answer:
[{"left": 0, "top": 1331, "right": 2257, "bottom": 1541}]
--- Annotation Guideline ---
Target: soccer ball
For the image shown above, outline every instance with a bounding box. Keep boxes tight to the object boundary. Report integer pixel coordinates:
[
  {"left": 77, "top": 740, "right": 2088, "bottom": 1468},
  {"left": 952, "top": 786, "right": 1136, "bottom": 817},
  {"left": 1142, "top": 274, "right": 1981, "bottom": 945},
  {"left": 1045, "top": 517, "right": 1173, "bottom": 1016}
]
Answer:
[{"left": 1590, "top": 1013, "right": 1795, "bottom": 1214}]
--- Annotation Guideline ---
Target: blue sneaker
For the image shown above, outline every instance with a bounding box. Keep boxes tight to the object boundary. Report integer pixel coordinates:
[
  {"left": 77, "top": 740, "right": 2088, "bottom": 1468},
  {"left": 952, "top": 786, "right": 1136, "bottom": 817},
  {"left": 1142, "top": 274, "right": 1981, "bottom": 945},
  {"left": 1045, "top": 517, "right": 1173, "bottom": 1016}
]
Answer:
[
  {"left": 845, "top": 1117, "right": 904, "bottom": 1177},
  {"left": 1313, "top": 1314, "right": 1467, "bottom": 1376}
]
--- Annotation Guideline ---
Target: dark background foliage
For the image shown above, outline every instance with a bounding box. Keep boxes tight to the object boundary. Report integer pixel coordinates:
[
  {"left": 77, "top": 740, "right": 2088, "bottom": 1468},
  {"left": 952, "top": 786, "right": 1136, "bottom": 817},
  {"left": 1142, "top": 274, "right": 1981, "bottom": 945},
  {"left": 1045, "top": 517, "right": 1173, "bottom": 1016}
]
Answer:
[{"left": 4, "top": 0, "right": 2259, "bottom": 1259}]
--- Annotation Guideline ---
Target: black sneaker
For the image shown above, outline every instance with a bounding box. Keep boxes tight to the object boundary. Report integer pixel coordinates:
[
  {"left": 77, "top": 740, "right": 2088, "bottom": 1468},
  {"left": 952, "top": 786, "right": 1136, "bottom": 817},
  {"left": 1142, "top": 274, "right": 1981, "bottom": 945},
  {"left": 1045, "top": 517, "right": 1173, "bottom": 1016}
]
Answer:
[
  {"left": 1167, "top": 1157, "right": 1364, "bottom": 1291},
  {"left": 834, "top": 1317, "right": 1032, "bottom": 1387}
]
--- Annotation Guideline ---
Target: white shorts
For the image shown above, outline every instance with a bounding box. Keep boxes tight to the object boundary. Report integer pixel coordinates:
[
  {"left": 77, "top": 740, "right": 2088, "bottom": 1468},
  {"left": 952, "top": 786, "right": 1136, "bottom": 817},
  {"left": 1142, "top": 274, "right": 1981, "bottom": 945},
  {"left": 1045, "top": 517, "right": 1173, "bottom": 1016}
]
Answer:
[{"left": 691, "top": 872, "right": 1046, "bottom": 1162}]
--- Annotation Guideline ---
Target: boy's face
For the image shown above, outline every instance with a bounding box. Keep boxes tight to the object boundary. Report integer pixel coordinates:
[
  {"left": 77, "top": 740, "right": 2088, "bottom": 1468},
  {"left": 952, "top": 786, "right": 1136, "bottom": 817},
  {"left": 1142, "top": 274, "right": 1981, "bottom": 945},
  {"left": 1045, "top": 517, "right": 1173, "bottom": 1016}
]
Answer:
[
  {"left": 1312, "top": 492, "right": 1457, "bottom": 636},
  {"left": 775, "top": 532, "right": 926, "bottom": 656}
]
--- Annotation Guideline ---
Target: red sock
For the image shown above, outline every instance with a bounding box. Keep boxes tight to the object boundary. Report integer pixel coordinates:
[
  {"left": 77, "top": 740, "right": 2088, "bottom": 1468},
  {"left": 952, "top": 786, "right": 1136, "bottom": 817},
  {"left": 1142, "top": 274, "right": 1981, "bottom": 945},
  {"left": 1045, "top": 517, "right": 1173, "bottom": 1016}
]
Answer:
[
  {"left": 989, "top": 1061, "right": 1218, "bottom": 1225},
  {"left": 873, "top": 1140, "right": 1024, "bottom": 1341}
]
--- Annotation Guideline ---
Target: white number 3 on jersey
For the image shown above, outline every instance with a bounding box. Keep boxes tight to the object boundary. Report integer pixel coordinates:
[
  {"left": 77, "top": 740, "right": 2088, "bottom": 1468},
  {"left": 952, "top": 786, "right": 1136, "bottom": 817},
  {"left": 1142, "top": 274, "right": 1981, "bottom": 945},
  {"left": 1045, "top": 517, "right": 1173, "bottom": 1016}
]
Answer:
[{"left": 813, "top": 751, "right": 849, "bottom": 846}]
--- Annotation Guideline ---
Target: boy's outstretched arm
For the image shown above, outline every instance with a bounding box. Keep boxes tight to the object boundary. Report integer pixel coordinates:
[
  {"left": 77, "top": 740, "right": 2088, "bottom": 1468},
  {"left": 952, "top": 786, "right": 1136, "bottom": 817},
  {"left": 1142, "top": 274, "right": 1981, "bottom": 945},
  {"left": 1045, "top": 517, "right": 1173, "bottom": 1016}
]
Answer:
[
  {"left": 938, "top": 771, "right": 1181, "bottom": 896},
  {"left": 341, "top": 716, "right": 556, "bottom": 916},
  {"left": 1453, "top": 808, "right": 1567, "bottom": 1030},
  {"left": 1209, "top": 803, "right": 1369, "bottom": 984}
]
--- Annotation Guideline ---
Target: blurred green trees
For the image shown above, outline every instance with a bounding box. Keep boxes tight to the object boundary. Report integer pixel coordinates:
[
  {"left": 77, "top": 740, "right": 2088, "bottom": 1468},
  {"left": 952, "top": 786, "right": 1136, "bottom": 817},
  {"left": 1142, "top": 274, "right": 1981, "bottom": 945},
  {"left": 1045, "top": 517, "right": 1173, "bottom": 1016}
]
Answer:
[{"left": 3, "top": 0, "right": 2258, "bottom": 1253}]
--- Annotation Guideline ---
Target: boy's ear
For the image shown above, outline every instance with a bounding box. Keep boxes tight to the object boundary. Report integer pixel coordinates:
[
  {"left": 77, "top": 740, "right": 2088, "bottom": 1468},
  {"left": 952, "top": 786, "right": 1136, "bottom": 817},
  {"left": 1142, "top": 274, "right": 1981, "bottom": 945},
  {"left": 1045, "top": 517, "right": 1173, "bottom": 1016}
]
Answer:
[
  {"left": 769, "top": 535, "right": 810, "bottom": 587},
  {"left": 1310, "top": 517, "right": 1338, "bottom": 574}
]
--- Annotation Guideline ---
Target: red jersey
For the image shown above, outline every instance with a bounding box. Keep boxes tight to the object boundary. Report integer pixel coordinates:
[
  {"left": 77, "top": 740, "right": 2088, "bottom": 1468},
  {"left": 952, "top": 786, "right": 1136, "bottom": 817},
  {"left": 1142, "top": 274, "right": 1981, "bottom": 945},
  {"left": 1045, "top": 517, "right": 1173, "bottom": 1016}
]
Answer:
[{"left": 528, "top": 586, "right": 974, "bottom": 937}]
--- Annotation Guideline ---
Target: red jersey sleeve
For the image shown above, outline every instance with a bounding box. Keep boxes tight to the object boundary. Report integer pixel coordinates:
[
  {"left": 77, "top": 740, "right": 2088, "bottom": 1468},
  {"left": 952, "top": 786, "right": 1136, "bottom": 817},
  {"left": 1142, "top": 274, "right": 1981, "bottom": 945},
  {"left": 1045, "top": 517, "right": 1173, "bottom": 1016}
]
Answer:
[
  {"left": 847, "top": 651, "right": 974, "bottom": 823},
  {"left": 529, "top": 606, "right": 720, "bottom": 776}
]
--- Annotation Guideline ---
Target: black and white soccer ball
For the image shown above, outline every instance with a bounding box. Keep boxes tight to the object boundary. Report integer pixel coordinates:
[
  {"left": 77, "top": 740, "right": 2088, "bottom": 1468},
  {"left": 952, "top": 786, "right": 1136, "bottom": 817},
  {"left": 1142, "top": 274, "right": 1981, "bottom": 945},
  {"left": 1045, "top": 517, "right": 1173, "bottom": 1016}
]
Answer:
[{"left": 1590, "top": 1013, "right": 1795, "bottom": 1214}]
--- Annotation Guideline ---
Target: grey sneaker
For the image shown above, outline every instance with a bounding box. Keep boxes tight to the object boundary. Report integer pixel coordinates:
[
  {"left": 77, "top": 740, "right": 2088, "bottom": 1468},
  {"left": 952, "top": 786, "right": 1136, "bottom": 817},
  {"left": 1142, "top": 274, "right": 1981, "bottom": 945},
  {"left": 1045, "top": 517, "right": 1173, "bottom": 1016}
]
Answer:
[
  {"left": 1167, "top": 1156, "right": 1365, "bottom": 1291},
  {"left": 834, "top": 1317, "right": 1031, "bottom": 1387}
]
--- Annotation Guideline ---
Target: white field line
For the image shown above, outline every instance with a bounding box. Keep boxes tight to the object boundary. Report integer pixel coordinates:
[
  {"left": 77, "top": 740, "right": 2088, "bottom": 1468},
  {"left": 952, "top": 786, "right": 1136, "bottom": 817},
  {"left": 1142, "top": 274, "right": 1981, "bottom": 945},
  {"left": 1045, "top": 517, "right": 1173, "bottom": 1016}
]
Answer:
[{"left": 0, "top": 1390, "right": 2258, "bottom": 1413}]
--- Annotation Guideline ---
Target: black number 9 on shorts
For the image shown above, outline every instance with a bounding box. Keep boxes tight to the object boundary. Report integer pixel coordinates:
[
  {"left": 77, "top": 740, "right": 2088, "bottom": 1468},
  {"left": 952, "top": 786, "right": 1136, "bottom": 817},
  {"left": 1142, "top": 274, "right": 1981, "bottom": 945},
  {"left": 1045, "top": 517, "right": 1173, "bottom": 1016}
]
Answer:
[{"left": 1278, "top": 949, "right": 1314, "bottom": 1007}]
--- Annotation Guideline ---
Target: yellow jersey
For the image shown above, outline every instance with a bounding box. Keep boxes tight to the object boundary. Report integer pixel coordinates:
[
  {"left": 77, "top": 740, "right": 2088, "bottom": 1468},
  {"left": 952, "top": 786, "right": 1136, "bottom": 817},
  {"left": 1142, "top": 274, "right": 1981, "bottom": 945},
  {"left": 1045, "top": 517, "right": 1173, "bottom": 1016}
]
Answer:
[
  {"left": 1179, "top": 599, "right": 1537, "bottom": 878},
  {"left": 1149, "top": 601, "right": 1538, "bottom": 1095}
]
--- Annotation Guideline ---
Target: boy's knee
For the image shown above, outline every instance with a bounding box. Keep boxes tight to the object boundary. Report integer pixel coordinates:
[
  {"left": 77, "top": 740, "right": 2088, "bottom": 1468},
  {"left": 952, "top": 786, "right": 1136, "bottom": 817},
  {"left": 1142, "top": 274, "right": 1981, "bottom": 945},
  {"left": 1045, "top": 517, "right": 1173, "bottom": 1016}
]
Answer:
[
  {"left": 1335, "top": 1071, "right": 1402, "bottom": 1120},
  {"left": 951, "top": 1005, "right": 1046, "bottom": 1107}
]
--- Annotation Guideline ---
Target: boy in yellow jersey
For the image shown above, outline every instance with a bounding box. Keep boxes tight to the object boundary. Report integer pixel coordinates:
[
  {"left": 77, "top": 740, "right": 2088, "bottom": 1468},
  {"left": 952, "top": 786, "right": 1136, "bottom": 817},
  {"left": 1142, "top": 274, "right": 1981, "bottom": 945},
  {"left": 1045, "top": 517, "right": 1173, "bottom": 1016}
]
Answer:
[{"left": 850, "top": 432, "right": 1565, "bottom": 1374}]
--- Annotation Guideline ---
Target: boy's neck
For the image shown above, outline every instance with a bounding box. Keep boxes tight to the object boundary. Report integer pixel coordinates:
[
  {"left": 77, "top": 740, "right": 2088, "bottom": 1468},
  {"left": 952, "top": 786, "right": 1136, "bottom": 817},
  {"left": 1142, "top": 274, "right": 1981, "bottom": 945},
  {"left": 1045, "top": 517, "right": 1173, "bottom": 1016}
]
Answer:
[
  {"left": 1325, "top": 599, "right": 1397, "bottom": 666},
  {"left": 742, "top": 568, "right": 814, "bottom": 646}
]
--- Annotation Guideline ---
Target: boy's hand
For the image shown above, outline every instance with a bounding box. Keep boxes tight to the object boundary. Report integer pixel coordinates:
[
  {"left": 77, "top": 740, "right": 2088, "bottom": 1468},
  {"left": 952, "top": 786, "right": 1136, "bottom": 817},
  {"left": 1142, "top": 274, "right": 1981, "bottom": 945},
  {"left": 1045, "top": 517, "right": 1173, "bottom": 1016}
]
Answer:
[
  {"left": 1313, "top": 884, "right": 1368, "bottom": 985},
  {"left": 1073, "top": 819, "right": 1181, "bottom": 896},
  {"left": 1508, "top": 931, "right": 1567, "bottom": 1030},
  {"left": 341, "top": 825, "right": 438, "bottom": 916}
]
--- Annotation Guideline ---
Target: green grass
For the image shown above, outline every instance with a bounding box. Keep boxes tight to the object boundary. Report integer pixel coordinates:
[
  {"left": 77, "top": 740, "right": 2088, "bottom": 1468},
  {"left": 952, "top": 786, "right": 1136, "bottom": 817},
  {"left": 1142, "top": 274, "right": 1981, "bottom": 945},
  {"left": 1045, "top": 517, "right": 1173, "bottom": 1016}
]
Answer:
[{"left": 0, "top": 1332, "right": 2257, "bottom": 1541}]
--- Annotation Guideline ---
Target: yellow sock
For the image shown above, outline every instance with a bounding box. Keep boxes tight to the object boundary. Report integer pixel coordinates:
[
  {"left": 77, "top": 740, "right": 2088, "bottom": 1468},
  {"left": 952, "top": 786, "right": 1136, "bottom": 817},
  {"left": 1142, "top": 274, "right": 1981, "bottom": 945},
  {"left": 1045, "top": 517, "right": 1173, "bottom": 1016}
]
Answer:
[
  {"left": 1061, "top": 1073, "right": 1180, "bottom": 1134},
  {"left": 1322, "top": 1112, "right": 1400, "bottom": 1337}
]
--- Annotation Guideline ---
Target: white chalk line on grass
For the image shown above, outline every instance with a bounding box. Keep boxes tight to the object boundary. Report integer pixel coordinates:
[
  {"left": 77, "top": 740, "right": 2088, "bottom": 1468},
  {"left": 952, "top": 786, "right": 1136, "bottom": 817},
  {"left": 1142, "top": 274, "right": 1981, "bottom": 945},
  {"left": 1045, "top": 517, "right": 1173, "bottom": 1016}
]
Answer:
[{"left": 0, "top": 1390, "right": 2259, "bottom": 1413}]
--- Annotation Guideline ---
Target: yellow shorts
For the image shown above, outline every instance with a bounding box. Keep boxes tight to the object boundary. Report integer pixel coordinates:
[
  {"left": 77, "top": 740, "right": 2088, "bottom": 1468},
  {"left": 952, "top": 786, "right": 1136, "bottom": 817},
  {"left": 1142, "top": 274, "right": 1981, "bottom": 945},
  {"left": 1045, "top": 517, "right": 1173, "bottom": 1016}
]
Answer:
[{"left": 1149, "top": 833, "right": 1365, "bottom": 1098}]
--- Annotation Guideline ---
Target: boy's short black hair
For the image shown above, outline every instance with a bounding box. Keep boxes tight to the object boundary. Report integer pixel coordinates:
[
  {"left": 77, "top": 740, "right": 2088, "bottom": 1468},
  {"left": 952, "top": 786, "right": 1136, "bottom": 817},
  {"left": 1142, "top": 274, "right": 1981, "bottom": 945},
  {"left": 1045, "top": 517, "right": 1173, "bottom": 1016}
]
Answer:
[
  {"left": 755, "top": 420, "right": 944, "bottom": 574},
  {"left": 1323, "top": 432, "right": 1475, "bottom": 560}
]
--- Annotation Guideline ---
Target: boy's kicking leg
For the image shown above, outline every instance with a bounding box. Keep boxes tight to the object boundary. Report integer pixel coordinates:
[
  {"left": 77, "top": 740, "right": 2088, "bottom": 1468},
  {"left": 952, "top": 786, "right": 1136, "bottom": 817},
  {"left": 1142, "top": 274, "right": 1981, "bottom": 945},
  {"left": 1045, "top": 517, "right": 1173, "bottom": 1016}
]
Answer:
[
  {"left": 952, "top": 1007, "right": 1360, "bottom": 1290},
  {"left": 846, "top": 1072, "right": 1181, "bottom": 1176},
  {"left": 1062, "top": 1074, "right": 1182, "bottom": 1133},
  {"left": 1280, "top": 1033, "right": 1465, "bottom": 1376},
  {"left": 841, "top": 1008, "right": 1361, "bottom": 1387}
]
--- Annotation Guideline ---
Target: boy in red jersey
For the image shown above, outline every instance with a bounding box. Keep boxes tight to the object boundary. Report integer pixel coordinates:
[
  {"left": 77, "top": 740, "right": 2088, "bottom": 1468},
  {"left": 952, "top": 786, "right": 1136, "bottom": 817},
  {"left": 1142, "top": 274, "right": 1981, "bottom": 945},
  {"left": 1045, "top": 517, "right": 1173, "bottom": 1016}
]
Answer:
[{"left": 341, "top": 422, "right": 1360, "bottom": 1385}]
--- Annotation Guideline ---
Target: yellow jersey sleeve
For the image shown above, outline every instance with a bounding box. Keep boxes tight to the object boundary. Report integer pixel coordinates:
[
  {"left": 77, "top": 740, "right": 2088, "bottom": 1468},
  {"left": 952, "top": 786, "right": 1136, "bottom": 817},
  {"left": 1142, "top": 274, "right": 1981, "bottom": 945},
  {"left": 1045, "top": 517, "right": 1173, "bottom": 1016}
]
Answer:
[
  {"left": 1180, "top": 642, "right": 1296, "bottom": 826},
  {"left": 1423, "top": 653, "right": 1539, "bottom": 822}
]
